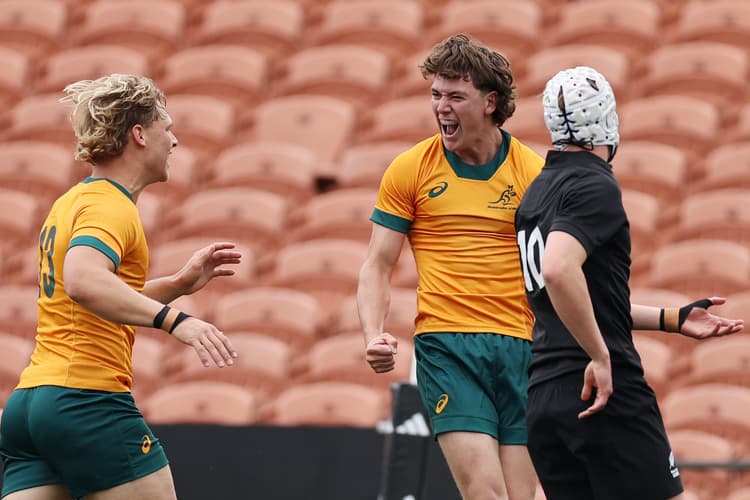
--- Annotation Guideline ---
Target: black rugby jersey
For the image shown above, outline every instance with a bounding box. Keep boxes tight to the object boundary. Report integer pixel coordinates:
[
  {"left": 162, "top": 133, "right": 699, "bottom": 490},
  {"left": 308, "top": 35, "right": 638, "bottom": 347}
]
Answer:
[{"left": 515, "top": 150, "right": 643, "bottom": 388}]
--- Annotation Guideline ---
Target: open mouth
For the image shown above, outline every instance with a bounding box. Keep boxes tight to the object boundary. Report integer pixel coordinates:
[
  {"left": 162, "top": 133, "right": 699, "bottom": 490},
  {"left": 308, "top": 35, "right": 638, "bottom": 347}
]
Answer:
[{"left": 441, "top": 121, "right": 458, "bottom": 137}]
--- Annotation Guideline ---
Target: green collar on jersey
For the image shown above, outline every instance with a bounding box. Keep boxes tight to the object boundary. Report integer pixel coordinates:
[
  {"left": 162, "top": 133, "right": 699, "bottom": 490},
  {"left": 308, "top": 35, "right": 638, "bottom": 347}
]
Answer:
[
  {"left": 443, "top": 129, "right": 511, "bottom": 181},
  {"left": 83, "top": 177, "right": 134, "bottom": 201}
]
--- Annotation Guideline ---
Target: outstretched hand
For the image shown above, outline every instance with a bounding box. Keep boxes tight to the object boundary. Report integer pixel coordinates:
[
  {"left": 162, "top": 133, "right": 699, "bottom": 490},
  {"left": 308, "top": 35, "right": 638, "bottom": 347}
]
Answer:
[
  {"left": 679, "top": 297, "right": 744, "bottom": 339},
  {"left": 579, "top": 357, "right": 613, "bottom": 419},
  {"left": 175, "top": 242, "right": 242, "bottom": 295},
  {"left": 365, "top": 333, "right": 398, "bottom": 373},
  {"left": 172, "top": 317, "right": 238, "bottom": 368}
]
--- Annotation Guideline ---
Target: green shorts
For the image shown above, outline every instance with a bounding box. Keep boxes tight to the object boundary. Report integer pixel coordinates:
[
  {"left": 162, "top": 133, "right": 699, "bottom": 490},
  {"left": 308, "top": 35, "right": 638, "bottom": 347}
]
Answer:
[
  {"left": 414, "top": 332, "right": 532, "bottom": 445},
  {"left": 0, "top": 386, "right": 169, "bottom": 499}
]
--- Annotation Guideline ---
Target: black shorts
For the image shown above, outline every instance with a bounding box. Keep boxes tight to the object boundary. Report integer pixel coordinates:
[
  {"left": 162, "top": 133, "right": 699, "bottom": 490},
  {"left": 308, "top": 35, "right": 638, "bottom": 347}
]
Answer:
[{"left": 527, "top": 372, "right": 683, "bottom": 500}]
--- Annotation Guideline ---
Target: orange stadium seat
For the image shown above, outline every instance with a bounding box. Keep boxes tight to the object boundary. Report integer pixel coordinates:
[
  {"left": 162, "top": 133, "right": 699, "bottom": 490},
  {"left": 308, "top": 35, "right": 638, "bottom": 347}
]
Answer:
[
  {"left": 727, "top": 105, "right": 750, "bottom": 144},
  {"left": 519, "top": 44, "right": 631, "bottom": 100},
  {"left": 6, "top": 94, "right": 76, "bottom": 147},
  {"left": 333, "top": 287, "right": 417, "bottom": 338},
  {"left": 621, "top": 189, "right": 661, "bottom": 282},
  {"left": 720, "top": 290, "right": 750, "bottom": 323},
  {"left": 195, "top": 0, "right": 304, "bottom": 58},
  {"left": 207, "top": 142, "right": 318, "bottom": 203},
  {"left": 632, "top": 334, "right": 673, "bottom": 398},
  {"left": 213, "top": 287, "right": 322, "bottom": 347},
  {"left": 697, "top": 142, "right": 750, "bottom": 191},
  {"left": 297, "top": 332, "right": 413, "bottom": 389},
  {"left": 130, "top": 333, "right": 168, "bottom": 400},
  {"left": 278, "top": 45, "right": 391, "bottom": 109},
  {"left": 35, "top": 45, "right": 149, "bottom": 95},
  {"left": 166, "top": 95, "right": 235, "bottom": 160},
  {"left": 143, "top": 381, "right": 258, "bottom": 425},
  {"left": 168, "top": 332, "right": 294, "bottom": 397},
  {"left": 662, "top": 384, "right": 750, "bottom": 451},
  {"left": 0, "top": 333, "right": 32, "bottom": 406},
  {"left": 668, "top": 429, "right": 735, "bottom": 500},
  {"left": 618, "top": 95, "right": 720, "bottom": 164},
  {"left": 0, "top": 48, "right": 29, "bottom": 108},
  {"left": 683, "top": 335, "right": 750, "bottom": 388},
  {"left": 72, "top": 0, "right": 186, "bottom": 59},
  {"left": 674, "top": 1, "right": 750, "bottom": 51},
  {"left": 0, "top": 285, "right": 40, "bottom": 339},
  {"left": 311, "top": 0, "right": 424, "bottom": 60},
  {"left": 361, "top": 96, "right": 435, "bottom": 143},
  {"left": 730, "top": 487, "right": 750, "bottom": 500},
  {"left": 671, "top": 189, "right": 750, "bottom": 247},
  {"left": 431, "top": 0, "right": 542, "bottom": 70},
  {"left": 551, "top": 0, "right": 661, "bottom": 60},
  {"left": 0, "top": 189, "right": 39, "bottom": 247},
  {"left": 269, "top": 381, "right": 389, "bottom": 427},
  {"left": 334, "top": 141, "right": 412, "bottom": 189},
  {"left": 650, "top": 239, "right": 750, "bottom": 298},
  {"left": 160, "top": 45, "right": 269, "bottom": 108},
  {"left": 166, "top": 187, "right": 288, "bottom": 256},
  {"left": 391, "top": 49, "right": 431, "bottom": 98},
  {"left": 503, "top": 95, "right": 548, "bottom": 145},
  {"left": 0, "top": 141, "right": 77, "bottom": 204},
  {"left": 287, "top": 187, "right": 378, "bottom": 243},
  {"left": 253, "top": 95, "right": 356, "bottom": 165},
  {"left": 135, "top": 191, "right": 163, "bottom": 238},
  {"left": 0, "top": 0, "right": 67, "bottom": 57},
  {"left": 143, "top": 144, "right": 199, "bottom": 205},
  {"left": 612, "top": 141, "right": 687, "bottom": 204},
  {"left": 639, "top": 42, "right": 748, "bottom": 110}
]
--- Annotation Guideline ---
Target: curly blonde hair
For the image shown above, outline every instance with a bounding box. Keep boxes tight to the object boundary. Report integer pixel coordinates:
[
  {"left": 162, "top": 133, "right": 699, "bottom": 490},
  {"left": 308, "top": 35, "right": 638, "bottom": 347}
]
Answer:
[
  {"left": 60, "top": 74, "right": 166, "bottom": 163},
  {"left": 420, "top": 34, "right": 517, "bottom": 126}
]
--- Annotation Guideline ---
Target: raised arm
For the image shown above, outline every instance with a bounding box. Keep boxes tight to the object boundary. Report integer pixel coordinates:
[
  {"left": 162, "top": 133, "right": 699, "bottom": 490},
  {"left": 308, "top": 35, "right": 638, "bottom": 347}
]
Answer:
[
  {"left": 631, "top": 298, "right": 744, "bottom": 338},
  {"left": 357, "top": 223, "right": 407, "bottom": 373}
]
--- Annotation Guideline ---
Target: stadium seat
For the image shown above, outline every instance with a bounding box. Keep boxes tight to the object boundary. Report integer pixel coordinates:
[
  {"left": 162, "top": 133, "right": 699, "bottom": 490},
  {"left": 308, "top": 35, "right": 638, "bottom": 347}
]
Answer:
[
  {"left": 333, "top": 287, "right": 417, "bottom": 338},
  {"left": 0, "top": 285, "right": 40, "bottom": 339},
  {"left": 135, "top": 191, "right": 163, "bottom": 238},
  {"left": 519, "top": 44, "right": 631, "bottom": 100},
  {"left": 166, "top": 187, "right": 288, "bottom": 257},
  {"left": 195, "top": 1, "right": 304, "bottom": 58},
  {"left": 697, "top": 142, "right": 750, "bottom": 191},
  {"left": 0, "top": 48, "right": 29, "bottom": 109},
  {"left": 391, "top": 49, "right": 432, "bottom": 98},
  {"left": 212, "top": 287, "right": 322, "bottom": 347},
  {"left": 683, "top": 335, "right": 750, "bottom": 389},
  {"left": 207, "top": 142, "right": 319, "bottom": 202},
  {"left": 668, "top": 429, "right": 735, "bottom": 500},
  {"left": 72, "top": 0, "right": 186, "bottom": 59},
  {"left": 674, "top": 1, "right": 750, "bottom": 51},
  {"left": 0, "top": 141, "right": 77, "bottom": 204},
  {"left": 720, "top": 290, "right": 750, "bottom": 323},
  {"left": 551, "top": 0, "right": 661, "bottom": 60},
  {"left": 431, "top": 0, "right": 541, "bottom": 70},
  {"left": 160, "top": 45, "right": 269, "bottom": 108},
  {"left": 729, "top": 487, "right": 750, "bottom": 500},
  {"left": 143, "top": 381, "right": 258, "bottom": 425},
  {"left": 726, "top": 105, "right": 750, "bottom": 144},
  {"left": 165, "top": 95, "right": 235, "bottom": 161},
  {"left": 35, "top": 45, "right": 149, "bottom": 95},
  {"left": 168, "top": 332, "right": 294, "bottom": 396},
  {"left": 6, "top": 94, "right": 76, "bottom": 147},
  {"left": 631, "top": 334, "right": 673, "bottom": 398},
  {"left": 670, "top": 189, "right": 750, "bottom": 247},
  {"left": 278, "top": 45, "right": 391, "bottom": 109},
  {"left": 618, "top": 95, "right": 720, "bottom": 162},
  {"left": 286, "top": 187, "right": 379, "bottom": 243},
  {"left": 361, "top": 96, "right": 435, "bottom": 143},
  {"left": 650, "top": 239, "right": 750, "bottom": 298},
  {"left": 269, "top": 381, "right": 389, "bottom": 427},
  {"left": 148, "top": 237, "right": 255, "bottom": 292},
  {"left": 311, "top": 0, "right": 424, "bottom": 60},
  {"left": 253, "top": 95, "right": 356, "bottom": 164},
  {"left": 0, "top": 333, "right": 33, "bottom": 406},
  {"left": 612, "top": 141, "right": 687, "bottom": 203},
  {"left": 334, "top": 141, "right": 411, "bottom": 189},
  {"left": 639, "top": 42, "right": 748, "bottom": 111},
  {"left": 130, "top": 333, "right": 167, "bottom": 399},
  {"left": 0, "top": 189, "right": 39, "bottom": 248},
  {"left": 621, "top": 189, "right": 661, "bottom": 280},
  {"left": 503, "top": 95, "right": 548, "bottom": 145},
  {"left": 297, "top": 332, "right": 413, "bottom": 389},
  {"left": 142, "top": 145, "right": 199, "bottom": 206},
  {"left": 0, "top": 0, "right": 67, "bottom": 57}
]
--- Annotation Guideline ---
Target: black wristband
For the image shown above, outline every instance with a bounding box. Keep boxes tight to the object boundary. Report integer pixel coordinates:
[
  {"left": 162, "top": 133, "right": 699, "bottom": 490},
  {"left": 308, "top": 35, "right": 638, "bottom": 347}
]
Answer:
[
  {"left": 678, "top": 298, "right": 713, "bottom": 330},
  {"left": 659, "top": 308, "right": 665, "bottom": 331},
  {"left": 153, "top": 305, "right": 171, "bottom": 329},
  {"left": 169, "top": 311, "right": 191, "bottom": 333}
]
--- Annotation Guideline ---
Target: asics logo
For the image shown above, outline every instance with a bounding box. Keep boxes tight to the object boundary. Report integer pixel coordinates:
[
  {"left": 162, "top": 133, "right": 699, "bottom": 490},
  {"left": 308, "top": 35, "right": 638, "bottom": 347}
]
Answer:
[
  {"left": 428, "top": 182, "right": 448, "bottom": 198},
  {"left": 435, "top": 393, "right": 449, "bottom": 414},
  {"left": 141, "top": 435, "right": 152, "bottom": 454}
]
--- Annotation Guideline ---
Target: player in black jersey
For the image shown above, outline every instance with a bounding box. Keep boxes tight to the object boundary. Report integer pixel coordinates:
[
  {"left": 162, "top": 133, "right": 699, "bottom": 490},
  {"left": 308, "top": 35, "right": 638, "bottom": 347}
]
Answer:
[{"left": 514, "top": 66, "right": 745, "bottom": 500}]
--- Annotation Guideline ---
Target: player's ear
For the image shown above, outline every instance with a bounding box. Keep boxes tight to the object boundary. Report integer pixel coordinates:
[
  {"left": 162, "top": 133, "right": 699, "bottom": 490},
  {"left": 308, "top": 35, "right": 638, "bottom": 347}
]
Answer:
[
  {"left": 131, "top": 124, "right": 146, "bottom": 146},
  {"left": 485, "top": 91, "right": 498, "bottom": 115}
]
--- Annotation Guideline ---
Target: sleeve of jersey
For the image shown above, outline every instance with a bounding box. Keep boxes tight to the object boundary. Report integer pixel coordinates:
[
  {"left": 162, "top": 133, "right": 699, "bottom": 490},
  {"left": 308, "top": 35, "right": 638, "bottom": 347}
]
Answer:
[
  {"left": 551, "top": 176, "right": 627, "bottom": 254},
  {"left": 370, "top": 155, "right": 416, "bottom": 234},
  {"left": 68, "top": 192, "right": 137, "bottom": 271}
]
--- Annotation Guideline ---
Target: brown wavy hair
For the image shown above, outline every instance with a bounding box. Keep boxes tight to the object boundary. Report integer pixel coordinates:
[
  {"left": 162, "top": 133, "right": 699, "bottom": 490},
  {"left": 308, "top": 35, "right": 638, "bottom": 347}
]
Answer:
[
  {"left": 60, "top": 74, "right": 166, "bottom": 164},
  {"left": 420, "top": 34, "right": 517, "bottom": 126}
]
